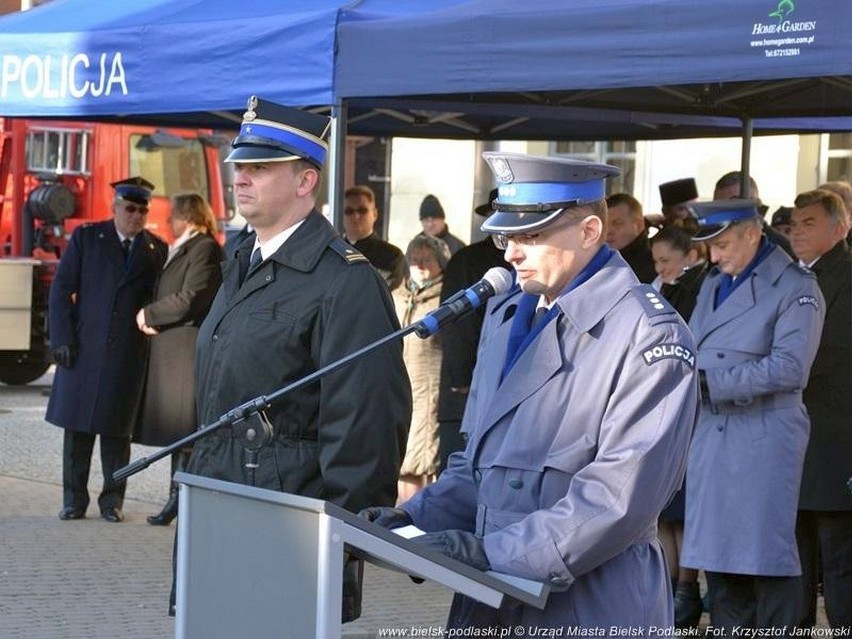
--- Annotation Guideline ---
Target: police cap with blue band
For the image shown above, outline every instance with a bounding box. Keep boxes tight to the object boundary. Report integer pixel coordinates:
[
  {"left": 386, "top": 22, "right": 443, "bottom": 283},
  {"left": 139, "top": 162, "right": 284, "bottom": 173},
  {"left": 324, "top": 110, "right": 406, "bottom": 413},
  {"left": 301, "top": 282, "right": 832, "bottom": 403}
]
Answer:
[
  {"left": 110, "top": 177, "right": 154, "bottom": 205},
  {"left": 688, "top": 199, "right": 762, "bottom": 241},
  {"left": 480, "top": 152, "right": 621, "bottom": 234},
  {"left": 225, "top": 96, "right": 332, "bottom": 168}
]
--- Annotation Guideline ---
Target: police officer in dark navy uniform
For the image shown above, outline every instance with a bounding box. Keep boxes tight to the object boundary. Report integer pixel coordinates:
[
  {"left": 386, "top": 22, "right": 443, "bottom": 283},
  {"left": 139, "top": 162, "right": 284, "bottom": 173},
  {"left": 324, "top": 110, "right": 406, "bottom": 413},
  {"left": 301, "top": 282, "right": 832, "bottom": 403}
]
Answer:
[
  {"left": 47, "top": 176, "right": 167, "bottom": 523},
  {"left": 182, "top": 96, "right": 411, "bottom": 622},
  {"left": 362, "top": 153, "right": 699, "bottom": 631}
]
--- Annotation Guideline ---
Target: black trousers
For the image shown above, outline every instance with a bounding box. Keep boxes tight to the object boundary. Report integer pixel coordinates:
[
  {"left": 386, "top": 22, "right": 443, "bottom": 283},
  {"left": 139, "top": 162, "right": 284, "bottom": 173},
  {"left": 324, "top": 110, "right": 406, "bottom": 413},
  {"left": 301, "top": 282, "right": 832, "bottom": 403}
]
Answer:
[
  {"left": 706, "top": 571, "right": 802, "bottom": 632},
  {"left": 62, "top": 430, "right": 130, "bottom": 512},
  {"left": 796, "top": 509, "right": 852, "bottom": 628}
]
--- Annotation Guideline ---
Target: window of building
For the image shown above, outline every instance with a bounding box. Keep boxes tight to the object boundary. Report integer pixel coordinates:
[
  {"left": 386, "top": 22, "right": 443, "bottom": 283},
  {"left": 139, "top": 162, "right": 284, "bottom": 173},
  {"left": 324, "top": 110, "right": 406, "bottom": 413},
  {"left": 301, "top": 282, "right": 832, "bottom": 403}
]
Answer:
[
  {"left": 551, "top": 140, "right": 637, "bottom": 195},
  {"left": 25, "top": 128, "right": 90, "bottom": 176},
  {"left": 822, "top": 133, "right": 852, "bottom": 183},
  {"left": 129, "top": 134, "right": 210, "bottom": 200}
]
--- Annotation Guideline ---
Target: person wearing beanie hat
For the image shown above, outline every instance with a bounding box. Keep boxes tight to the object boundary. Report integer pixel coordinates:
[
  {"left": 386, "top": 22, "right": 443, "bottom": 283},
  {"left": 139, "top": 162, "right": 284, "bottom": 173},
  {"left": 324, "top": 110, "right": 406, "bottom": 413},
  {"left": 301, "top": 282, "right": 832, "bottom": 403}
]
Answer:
[{"left": 416, "top": 194, "right": 466, "bottom": 255}]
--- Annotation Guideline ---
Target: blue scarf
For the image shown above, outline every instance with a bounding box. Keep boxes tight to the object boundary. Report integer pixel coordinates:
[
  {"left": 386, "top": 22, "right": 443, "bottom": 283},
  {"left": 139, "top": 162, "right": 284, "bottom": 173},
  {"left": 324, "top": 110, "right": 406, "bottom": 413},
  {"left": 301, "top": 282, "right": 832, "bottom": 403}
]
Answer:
[
  {"left": 714, "top": 238, "right": 774, "bottom": 309},
  {"left": 502, "top": 245, "right": 613, "bottom": 379}
]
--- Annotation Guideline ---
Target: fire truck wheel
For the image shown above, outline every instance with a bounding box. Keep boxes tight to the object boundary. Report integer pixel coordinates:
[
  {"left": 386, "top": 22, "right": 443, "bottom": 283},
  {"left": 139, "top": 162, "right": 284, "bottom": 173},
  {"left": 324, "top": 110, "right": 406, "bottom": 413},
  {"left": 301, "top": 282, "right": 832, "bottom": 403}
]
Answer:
[{"left": 0, "top": 355, "right": 50, "bottom": 386}]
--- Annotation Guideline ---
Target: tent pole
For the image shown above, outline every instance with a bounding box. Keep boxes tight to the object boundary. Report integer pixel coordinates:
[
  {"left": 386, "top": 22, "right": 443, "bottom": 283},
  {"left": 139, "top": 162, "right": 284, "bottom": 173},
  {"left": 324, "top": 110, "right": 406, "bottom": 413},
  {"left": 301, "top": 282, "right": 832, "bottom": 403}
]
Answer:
[
  {"left": 329, "top": 101, "right": 348, "bottom": 232},
  {"left": 740, "top": 116, "right": 753, "bottom": 197}
]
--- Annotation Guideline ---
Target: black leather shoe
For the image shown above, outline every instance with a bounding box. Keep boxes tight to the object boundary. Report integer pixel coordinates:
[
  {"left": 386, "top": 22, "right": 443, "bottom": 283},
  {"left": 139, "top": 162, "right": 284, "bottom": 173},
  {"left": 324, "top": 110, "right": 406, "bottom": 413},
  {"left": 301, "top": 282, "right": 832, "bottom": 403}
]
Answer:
[
  {"left": 101, "top": 507, "right": 125, "bottom": 523},
  {"left": 674, "top": 582, "right": 703, "bottom": 628},
  {"left": 58, "top": 506, "right": 86, "bottom": 520}
]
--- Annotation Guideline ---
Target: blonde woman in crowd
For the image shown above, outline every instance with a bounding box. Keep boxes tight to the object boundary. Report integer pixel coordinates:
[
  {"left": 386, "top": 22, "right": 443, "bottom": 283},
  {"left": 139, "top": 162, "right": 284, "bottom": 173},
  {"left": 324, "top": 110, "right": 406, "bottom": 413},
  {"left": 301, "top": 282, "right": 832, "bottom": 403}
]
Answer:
[
  {"left": 133, "top": 193, "right": 223, "bottom": 525},
  {"left": 394, "top": 233, "right": 452, "bottom": 503}
]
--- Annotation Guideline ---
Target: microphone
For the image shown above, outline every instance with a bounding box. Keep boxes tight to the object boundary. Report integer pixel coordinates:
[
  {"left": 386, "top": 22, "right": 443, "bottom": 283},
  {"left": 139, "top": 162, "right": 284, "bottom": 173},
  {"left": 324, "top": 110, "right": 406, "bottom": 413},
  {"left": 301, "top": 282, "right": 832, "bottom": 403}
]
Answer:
[{"left": 414, "top": 267, "right": 513, "bottom": 338}]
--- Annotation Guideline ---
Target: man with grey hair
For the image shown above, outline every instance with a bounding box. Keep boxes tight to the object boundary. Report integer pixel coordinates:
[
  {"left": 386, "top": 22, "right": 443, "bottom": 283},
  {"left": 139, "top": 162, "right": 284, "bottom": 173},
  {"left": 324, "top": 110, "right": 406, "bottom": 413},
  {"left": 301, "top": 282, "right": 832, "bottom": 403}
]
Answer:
[
  {"left": 790, "top": 189, "right": 852, "bottom": 630},
  {"left": 363, "top": 153, "right": 699, "bottom": 630},
  {"left": 683, "top": 199, "right": 825, "bottom": 631}
]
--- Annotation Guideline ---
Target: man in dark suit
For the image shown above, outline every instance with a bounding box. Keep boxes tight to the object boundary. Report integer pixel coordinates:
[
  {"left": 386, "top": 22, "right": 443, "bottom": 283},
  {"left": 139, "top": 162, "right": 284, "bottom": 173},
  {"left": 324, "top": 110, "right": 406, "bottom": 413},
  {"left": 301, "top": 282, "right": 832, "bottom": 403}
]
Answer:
[
  {"left": 606, "top": 192, "right": 656, "bottom": 283},
  {"left": 436, "top": 188, "right": 509, "bottom": 472},
  {"left": 790, "top": 189, "right": 852, "bottom": 630},
  {"left": 343, "top": 184, "right": 406, "bottom": 290},
  {"left": 47, "top": 177, "right": 167, "bottom": 523}
]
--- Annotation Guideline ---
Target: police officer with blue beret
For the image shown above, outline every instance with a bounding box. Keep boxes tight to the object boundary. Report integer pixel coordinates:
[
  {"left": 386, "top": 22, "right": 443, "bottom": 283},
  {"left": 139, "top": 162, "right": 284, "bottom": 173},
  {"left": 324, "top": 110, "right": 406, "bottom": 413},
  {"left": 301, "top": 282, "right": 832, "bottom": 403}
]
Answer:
[
  {"left": 182, "top": 96, "right": 411, "bottom": 622},
  {"left": 681, "top": 199, "right": 825, "bottom": 630},
  {"left": 362, "top": 152, "right": 700, "bottom": 630}
]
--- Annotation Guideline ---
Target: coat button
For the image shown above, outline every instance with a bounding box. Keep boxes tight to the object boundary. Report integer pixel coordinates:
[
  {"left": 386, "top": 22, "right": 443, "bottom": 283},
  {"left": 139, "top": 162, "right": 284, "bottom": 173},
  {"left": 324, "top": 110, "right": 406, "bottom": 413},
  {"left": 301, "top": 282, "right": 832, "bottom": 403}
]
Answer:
[
  {"left": 508, "top": 479, "right": 523, "bottom": 490},
  {"left": 549, "top": 573, "right": 567, "bottom": 586},
  {"left": 716, "top": 352, "right": 725, "bottom": 358},
  {"left": 717, "top": 425, "right": 723, "bottom": 431},
  {"left": 212, "top": 334, "right": 219, "bottom": 341}
]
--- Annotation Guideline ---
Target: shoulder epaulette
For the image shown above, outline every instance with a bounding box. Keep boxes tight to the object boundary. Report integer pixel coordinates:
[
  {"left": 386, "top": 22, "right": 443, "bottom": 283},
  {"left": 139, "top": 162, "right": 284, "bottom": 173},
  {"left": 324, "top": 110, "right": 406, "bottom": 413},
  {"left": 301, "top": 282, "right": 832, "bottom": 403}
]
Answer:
[
  {"left": 630, "top": 284, "right": 678, "bottom": 322},
  {"left": 329, "top": 237, "right": 369, "bottom": 264}
]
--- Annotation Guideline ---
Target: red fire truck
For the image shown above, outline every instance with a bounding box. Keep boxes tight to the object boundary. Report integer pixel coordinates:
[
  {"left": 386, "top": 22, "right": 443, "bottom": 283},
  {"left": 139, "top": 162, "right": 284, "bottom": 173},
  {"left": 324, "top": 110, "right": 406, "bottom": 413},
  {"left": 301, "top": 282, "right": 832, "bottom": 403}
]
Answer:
[{"left": 0, "top": 117, "right": 228, "bottom": 384}]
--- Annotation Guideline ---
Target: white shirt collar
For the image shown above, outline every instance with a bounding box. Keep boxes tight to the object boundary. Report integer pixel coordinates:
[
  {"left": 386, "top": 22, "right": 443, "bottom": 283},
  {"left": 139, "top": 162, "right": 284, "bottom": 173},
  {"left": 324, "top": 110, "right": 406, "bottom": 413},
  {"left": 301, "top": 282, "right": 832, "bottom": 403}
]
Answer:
[{"left": 253, "top": 219, "right": 307, "bottom": 261}]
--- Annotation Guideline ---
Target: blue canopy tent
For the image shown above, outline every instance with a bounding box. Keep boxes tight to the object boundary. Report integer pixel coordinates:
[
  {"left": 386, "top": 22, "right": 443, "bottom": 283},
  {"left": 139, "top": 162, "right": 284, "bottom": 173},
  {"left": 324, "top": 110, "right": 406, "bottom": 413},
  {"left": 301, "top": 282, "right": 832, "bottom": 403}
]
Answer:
[
  {"left": 1, "top": 0, "right": 850, "bottom": 218},
  {"left": 0, "top": 0, "right": 346, "bottom": 117},
  {"left": 334, "top": 0, "right": 852, "bottom": 197}
]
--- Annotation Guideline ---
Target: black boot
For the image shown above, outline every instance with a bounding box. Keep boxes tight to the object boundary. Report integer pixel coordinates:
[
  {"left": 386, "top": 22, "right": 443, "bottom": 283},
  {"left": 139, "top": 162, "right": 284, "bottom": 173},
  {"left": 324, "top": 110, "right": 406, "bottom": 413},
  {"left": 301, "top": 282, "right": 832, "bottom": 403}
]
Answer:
[
  {"left": 674, "top": 582, "right": 702, "bottom": 628},
  {"left": 147, "top": 449, "right": 189, "bottom": 526}
]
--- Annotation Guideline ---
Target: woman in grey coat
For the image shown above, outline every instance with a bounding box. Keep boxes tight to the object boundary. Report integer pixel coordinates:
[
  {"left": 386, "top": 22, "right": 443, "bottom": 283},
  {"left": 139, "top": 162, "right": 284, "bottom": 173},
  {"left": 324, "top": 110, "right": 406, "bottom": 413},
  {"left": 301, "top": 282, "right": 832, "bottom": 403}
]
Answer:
[{"left": 133, "top": 193, "right": 223, "bottom": 525}]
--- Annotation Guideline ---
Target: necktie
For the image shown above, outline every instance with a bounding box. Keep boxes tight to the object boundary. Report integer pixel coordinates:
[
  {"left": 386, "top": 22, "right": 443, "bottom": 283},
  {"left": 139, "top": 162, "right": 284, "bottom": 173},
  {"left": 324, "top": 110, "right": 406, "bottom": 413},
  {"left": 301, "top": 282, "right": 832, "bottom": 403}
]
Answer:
[
  {"left": 240, "top": 247, "right": 262, "bottom": 285},
  {"left": 121, "top": 238, "right": 132, "bottom": 266},
  {"left": 530, "top": 306, "right": 549, "bottom": 330},
  {"left": 249, "top": 247, "right": 262, "bottom": 273}
]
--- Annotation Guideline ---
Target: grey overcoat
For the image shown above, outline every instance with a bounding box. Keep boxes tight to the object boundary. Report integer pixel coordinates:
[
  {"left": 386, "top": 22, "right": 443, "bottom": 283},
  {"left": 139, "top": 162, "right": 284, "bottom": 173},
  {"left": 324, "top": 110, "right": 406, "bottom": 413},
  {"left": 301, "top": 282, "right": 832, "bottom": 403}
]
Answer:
[
  {"left": 682, "top": 245, "right": 824, "bottom": 576},
  {"left": 404, "top": 251, "right": 700, "bottom": 629}
]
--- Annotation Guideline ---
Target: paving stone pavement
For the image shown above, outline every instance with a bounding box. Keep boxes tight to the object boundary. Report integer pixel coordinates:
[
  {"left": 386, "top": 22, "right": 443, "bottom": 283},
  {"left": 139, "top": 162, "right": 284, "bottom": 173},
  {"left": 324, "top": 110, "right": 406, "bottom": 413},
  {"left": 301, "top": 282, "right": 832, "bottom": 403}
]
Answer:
[
  {"left": 0, "top": 371, "right": 453, "bottom": 639},
  {"left": 0, "top": 371, "right": 831, "bottom": 638}
]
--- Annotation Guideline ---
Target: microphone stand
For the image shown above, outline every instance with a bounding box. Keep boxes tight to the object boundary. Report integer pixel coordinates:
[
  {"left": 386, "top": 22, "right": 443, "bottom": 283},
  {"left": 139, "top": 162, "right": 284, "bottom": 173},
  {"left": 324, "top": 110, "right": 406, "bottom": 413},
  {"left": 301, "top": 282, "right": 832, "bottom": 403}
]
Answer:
[{"left": 113, "top": 321, "right": 422, "bottom": 486}]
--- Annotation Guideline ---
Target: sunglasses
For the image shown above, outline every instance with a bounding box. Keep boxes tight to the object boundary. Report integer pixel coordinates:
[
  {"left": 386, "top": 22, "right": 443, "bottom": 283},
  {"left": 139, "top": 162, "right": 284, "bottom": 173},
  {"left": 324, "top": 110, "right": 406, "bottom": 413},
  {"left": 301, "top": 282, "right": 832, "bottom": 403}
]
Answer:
[
  {"left": 123, "top": 203, "right": 149, "bottom": 215},
  {"left": 343, "top": 206, "right": 371, "bottom": 216}
]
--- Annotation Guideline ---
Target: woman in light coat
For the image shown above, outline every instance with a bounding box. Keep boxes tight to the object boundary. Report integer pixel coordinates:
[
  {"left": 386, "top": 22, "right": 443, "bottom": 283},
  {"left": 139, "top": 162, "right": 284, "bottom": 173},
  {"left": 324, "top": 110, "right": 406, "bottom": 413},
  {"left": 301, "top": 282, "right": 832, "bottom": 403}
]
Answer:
[{"left": 393, "top": 233, "right": 451, "bottom": 503}]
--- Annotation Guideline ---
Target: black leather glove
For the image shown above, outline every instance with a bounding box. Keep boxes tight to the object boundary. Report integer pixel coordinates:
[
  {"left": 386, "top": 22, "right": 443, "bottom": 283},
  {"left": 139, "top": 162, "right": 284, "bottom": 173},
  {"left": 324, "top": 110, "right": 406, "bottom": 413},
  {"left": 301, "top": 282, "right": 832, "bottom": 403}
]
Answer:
[
  {"left": 51, "top": 345, "right": 76, "bottom": 369},
  {"left": 358, "top": 506, "right": 413, "bottom": 530},
  {"left": 411, "top": 530, "right": 490, "bottom": 571}
]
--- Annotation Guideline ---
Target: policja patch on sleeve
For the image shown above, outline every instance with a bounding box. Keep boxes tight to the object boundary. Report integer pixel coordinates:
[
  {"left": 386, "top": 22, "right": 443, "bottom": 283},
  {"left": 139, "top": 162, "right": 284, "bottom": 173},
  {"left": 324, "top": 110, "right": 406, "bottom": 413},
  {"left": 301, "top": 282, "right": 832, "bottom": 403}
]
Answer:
[
  {"left": 797, "top": 295, "right": 820, "bottom": 310},
  {"left": 642, "top": 343, "right": 695, "bottom": 369},
  {"left": 642, "top": 344, "right": 695, "bottom": 368}
]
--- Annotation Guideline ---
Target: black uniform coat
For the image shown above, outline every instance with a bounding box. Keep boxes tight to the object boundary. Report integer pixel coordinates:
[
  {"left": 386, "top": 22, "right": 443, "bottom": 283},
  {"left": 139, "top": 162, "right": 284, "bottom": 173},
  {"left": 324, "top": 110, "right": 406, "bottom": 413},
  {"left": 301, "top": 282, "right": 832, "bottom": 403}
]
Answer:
[
  {"left": 437, "top": 239, "right": 509, "bottom": 424},
  {"left": 188, "top": 210, "right": 411, "bottom": 510},
  {"left": 799, "top": 240, "right": 852, "bottom": 510},
  {"left": 46, "top": 221, "right": 167, "bottom": 436},
  {"left": 187, "top": 211, "right": 411, "bottom": 621},
  {"left": 133, "top": 232, "right": 223, "bottom": 447},
  {"left": 619, "top": 232, "right": 657, "bottom": 283}
]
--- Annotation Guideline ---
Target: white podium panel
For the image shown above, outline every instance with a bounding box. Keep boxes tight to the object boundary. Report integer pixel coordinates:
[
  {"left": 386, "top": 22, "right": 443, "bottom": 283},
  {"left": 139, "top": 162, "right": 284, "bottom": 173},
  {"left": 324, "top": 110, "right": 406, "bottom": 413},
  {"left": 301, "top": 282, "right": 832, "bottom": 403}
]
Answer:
[{"left": 174, "top": 472, "right": 549, "bottom": 639}]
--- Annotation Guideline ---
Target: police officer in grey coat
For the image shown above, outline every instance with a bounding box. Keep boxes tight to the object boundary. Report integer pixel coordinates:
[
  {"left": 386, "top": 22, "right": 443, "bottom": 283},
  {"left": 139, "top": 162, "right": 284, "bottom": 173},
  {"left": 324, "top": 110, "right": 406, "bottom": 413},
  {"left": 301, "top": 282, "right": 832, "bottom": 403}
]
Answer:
[
  {"left": 362, "top": 153, "right": 700, "bottom": 630},
  {"left": 47, "top": 177, "right": 167, "bottom": 523},
  {"left": 681, "top": 199, "right": 825, "bottom": 630}
]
